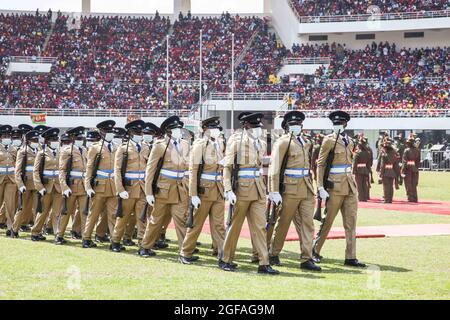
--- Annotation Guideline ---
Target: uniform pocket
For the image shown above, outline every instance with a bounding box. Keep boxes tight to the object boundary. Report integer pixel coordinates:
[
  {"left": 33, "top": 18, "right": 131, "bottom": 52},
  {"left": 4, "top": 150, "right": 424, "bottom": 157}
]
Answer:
[
  {"left": 155, "top": 182, "right": 170, "bottom": 199},
  {"left": 237, "top": 181, "right": 251, "bottom": 197},
  {"left": 283, "top": 182, "right": 298, "bottom": 195}
]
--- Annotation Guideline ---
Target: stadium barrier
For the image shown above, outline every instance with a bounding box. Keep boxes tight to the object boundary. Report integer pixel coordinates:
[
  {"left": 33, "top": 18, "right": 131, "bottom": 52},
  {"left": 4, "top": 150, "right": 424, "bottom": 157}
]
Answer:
[
  {"left": 9, "top": 56, "right": 57, "bottom": 64},
  {"left": 0, "top": 108, "right": 192, "bottom": 117},
  {"left": 282, "top": 57, "right": 331, "bottom": 65},
  {"left": 420, "top": 150, "right": 450, "bottom": 171},
  {"left": 210, "top": 92, "right": 294, "bottom": 100}
]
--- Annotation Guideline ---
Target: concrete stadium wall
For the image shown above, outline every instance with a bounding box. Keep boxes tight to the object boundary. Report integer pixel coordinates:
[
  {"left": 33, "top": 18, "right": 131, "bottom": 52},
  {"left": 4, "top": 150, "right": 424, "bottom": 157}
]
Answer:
[
  {"left": 269, "top": 0, "right": 299, "bottom": 48},
  {"left": 277, "top": 64, "right": 323, "bottom": 76},
  {"left": 297, "top": 29, "right": 450, "bottom": 50}
]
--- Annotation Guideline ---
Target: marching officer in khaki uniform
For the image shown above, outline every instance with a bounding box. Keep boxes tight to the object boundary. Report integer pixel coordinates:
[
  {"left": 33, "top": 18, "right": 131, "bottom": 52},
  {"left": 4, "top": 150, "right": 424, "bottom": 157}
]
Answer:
[
  {"left": 179, "top": 117, "right": 226, "bottom": 264},
  {"left": 124, "top": 122, "right": 160, "bottom": 245},
  {"left": 110, "top": 120, "right": 149, "bottom": 252},
  {"left": 402, "top": 135, "right": 420, "bottom": 202},
  {"left": 56, "top": 127, "right": 88, "bottom": 243},
  {"left": 11, "top": 130, "right": 40, "bottom": 238},
  {"left": 138, "top": 116, "right": 190, "bottom": 257},
  {"left": 31, "top": 128, "right": 63, "bottom": 242},
  {"left": 82, "top": 120, "right": 118, "bottom": 248},
  {"left": 353, "top": 137, "right": 372, "bottom": 202},
  {"left": 268, "top": 111, "right": 320, "bottom": 271},
  {"left": 376, "top": 138, "right": 400, "bottom": 203},
  {"left": 0, "top": 125, "right": 18, "bottom": 236},
  {"left": 313, "top": 111, "right": 366, "bottom": 268},
  {"left": 221, "top": 113, "right": 279, "bottom": 274}
]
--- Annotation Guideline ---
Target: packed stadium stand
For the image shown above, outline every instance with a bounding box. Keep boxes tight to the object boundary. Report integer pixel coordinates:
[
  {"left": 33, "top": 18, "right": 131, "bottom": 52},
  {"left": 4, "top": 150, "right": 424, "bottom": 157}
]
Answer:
[{"left": 0, "top": 5, "right": 448, "bottom": 115}]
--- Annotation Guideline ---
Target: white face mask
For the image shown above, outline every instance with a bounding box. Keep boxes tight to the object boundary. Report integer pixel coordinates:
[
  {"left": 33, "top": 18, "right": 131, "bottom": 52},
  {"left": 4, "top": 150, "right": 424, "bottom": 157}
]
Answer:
[
  {"left": 30, "top": 142, "right": 39, "bottom": 149},
  {"left": 132, "top": 135, "right": 143, "bottom": 143},
  {"left": 209, "top": 128, "right": 221, "bottom": 139},
  {"left": 1, "top": 138, "right": 11, "bottom": 146},
  {"left": 171, "top": 128, "right": 182, "bottom": 140},
  {"left": 39, "top": 137, "right": 45, "bottom": 144},
  {"left": 143, "top": 134, "right": 153, "bottom": 143},
  {"left": 289, "top": 125, "right": 302, "bottom": 136},
  {"left": 74, "top": 140, "right": 84, "bottom": 147},
  {"left": 104, "top": 132, "right": 114, "bottom": 142},
  {"left": 12, "top": 139, "right": 22, "bottom": 147},
  {"left": 250, "top": 127, "right": 263, "bottom": 139},
  {"left": 112, "top": 138, "right": 122, "bottom": 145},
  {"left": 333, "top": 125, "right": 345, "bottom": 134},
  {"left": 49, "top": 141, "right": 60, "bottom": 150},
  {"left": 86, "top": 141, "right": 94, "bottom": 148}
]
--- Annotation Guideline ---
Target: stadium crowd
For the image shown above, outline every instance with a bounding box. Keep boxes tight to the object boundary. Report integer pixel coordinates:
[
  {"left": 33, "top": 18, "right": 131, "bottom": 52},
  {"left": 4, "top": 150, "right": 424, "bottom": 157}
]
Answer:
[
  {"left": 0, "top": 11, "right": 448, "bottom": 112},
  {"left": 290, "top": 0, "right": 450, "bottom": 17}
]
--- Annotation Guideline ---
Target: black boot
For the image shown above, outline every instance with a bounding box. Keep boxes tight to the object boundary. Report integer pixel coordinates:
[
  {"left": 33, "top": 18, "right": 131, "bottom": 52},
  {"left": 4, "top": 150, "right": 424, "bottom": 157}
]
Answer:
[
  {"left": 0, "top": 223, "right": 6, "bottom": 229},
  {"left": 138, "top": 247, "right": 156, "bottom": 258},
  {"left": 45, "top": 227, "right": 54, "bottom": 235},
  {"left": 82, "top": 239, "right": 97, "bottom": 248},
  {"left": 257, "top": 265, "right": 280, "bottom": 275},
  {"left": 218, "top": 260, "right": 235, "bottom": 272},
  {"left": 109, "top": 242, "right": 122, "bottom": 253},
  {"left": 95, "top": 234, "right": 110, "bottom": 243},
  {"left": 300, "top": 259, "right": 322, "bottom": 271},
  {"left": 5, "top": 229, "right": 12, "bottom": 237},
  {"left": 20, "top": 225, "right": 30, "bottom": 232},
  {"left": 54, "top": 236, "right": 67, "bottom": 245},
  {"left": 269, "top": 256, "right": 281, "bottom": 266},
  {"left": 312, "top": 250, "right": 323, "bottom": 263},
  {"left": 10, "top": 230, "right": 19, "bottom": 238},
  {"left": 344, "top": 259, "right": 367, "bottom": 268},
  {"left": 71, "top": 231, "right": 82, "bottom": 239},
  {"left": 179, "top": 255, "right": 199, "bottom": 265},
  {"left": 122, "top": 239, "right": 136, "bottom": 246},
  {"left": 31, "top": 234, "right": 46, "bottom": 241},
  {"left": 153, "top": 240, "right": 169, "bottom": 249}
]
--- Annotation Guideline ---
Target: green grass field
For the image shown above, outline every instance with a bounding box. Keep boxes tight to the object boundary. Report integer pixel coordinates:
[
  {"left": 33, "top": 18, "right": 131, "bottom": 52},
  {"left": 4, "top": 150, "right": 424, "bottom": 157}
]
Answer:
[{"left": 0, "top": 171, "right": 449, "bottom": 300}]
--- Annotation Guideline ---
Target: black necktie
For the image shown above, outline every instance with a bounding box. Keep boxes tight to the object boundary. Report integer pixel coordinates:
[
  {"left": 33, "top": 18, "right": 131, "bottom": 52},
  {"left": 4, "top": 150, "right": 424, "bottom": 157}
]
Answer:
[
  {"left": 136, "top": 143, "right": 141, "bottom": 153},
  {"left": 297, "top": 136, "right": 304, "bottom": 146},
  {"left": 108, "top": 143, "right": 112, "bottom": 152}
]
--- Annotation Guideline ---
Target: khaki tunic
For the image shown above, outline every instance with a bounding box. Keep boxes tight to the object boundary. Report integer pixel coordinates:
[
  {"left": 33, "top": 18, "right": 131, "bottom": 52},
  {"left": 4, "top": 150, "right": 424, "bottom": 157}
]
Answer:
[{"left": 0, "top": 144, "right": 18, "bottom": 230}]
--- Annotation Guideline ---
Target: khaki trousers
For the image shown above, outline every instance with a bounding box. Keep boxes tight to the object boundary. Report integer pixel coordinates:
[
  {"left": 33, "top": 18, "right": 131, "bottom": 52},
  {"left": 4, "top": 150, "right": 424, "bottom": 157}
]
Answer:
[
  {"left": 13, "top": 190, "right": 36, "bottom": 233},
  {"left": 222, "top": 199, "right": 269, "bottom": 266},
  {"left": 57, "top": 195, "right": 88, "bottom": 237},
  {"left": 405, "top": 172, "right": 419, "bottom": 202},
  {"left": 71, "top": 209, "right": 82, "bottom": 234},
  {"left": 269, "top": 191, "right": 315, "bottom": 262},
  {"left": 159, "top": 213, "right": 172, "bottom": 237},
  {"left": 313, "top": 192, "right": 358, "bottom": 259},
  {"left": 0, "top": 182, "right": 17, "bottom": 230},
  {"left": 95, "top": 211, "right": 109, "bottom": 237},
  {"left": 83, "top": 195, "right": 117, "bottom": 240},
  {"left": 356, "top": 174, "right": 370, "bottom": 201},
  {"left": 111, "top": 197, "right": 146, "bottom": 243},
  {"left": 180, "top": 199, "right": 225, "bottom": 258},
  {"left": 31, "top": 190, "right": 63, "bottom": 236},
  {"left": 0, "top": 203, "right": 4, "bottom": 224},
  {"left": 382, "top": 177, "right": 395, "bottom": 202},
  {"left": 141, "top": 200, "right": 189, "bottom": 250}
]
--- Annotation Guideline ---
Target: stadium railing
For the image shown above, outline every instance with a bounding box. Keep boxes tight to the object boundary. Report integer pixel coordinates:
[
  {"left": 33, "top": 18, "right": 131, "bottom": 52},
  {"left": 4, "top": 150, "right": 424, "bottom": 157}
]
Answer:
[
  {"left": 420, "top": 150, "right": 450, "bottom": 171},
  {"left": 210, "top": 92, "right": 295, "bottom": 100},
  {"left": 283, "top": 57, "right": 331, "bottom": 65},
  {"left": 0, "top": 108, "right": 191, "bottom": 117},
  {"left": 9, "top": 56, "right": 57, "bottom": 64},
  {"left": 279, "top": 109, "right": 450, "bottom": 118}
]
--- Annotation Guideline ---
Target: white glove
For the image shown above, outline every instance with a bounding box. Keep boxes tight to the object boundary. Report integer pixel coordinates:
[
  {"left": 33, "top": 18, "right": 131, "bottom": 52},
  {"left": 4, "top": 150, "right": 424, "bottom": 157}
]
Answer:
[
  {"left": 218, "top": 158, "right": 225, "bottom": 166},
  {"left": 146, "top": 195, "right": 155, "bottom": 206},
  {"left": 225, "top": 191, "right": 237, "bottom": 205},
  {"left": 269, "top": 192, "right": 282, "bottom": 205},
  {"left": 86, "top": 189, "right": 95, "bottom": 198},
  {"left": 119, "top": 191, "right": 129, "bottom": 199},
  {"left": 318, "top": 187, "right": 329, "bottom": 200},
  {"left": 39, "top": 188, "right": 46, "bottom": 196},
  {"left": 63, "top": 189, "right": 72, "bottom": 198},
  {"left": 191, "top": 196, "right": 201, "bottom": 209},
  {"left": 19, "top": 186, "right": 26, "bottom": 193}
]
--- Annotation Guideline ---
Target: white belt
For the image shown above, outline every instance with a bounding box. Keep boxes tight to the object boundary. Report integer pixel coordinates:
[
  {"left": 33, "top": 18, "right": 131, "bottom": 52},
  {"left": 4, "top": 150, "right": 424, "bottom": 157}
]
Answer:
[
  {"left": 284, "top": 168, "right": 309, "bottom": 178},
  {"left": 384, "top": 164, "right": 393, "bottom": 169},
  {"left": 0, "top": 166, "right": 14, "bottom": 174},
  {"left": 329, "top": 165, "right": 352, "bottom": 174},
  {"left": 25, "top": 165, "right": 34, "bottom": 173},
  {"left": 124, "top": 171, "right": 145, "bottom": 180},
  {"left": 160, "top": 168, "right": 185, "bottom": 180},
  {"left": 97, "top": 170, "right": 114, "bottom": 179},
  {"left": 43, "top": 169, "right": 59, "bottom": 177},
  {"left": 357, "top": 163, "right": 367, "bottom": 168},
  {"left": 200, "top": 173, "right": 223, "bottom": 181},
  {"left": 238, "top": 168, "right": 261, "bottom": 178},
  {"left": 407, "top": 161, "right": 415, "bottom": 166},
  {"left": 70, "top": 170, "right": 84, "bottom": 178}
]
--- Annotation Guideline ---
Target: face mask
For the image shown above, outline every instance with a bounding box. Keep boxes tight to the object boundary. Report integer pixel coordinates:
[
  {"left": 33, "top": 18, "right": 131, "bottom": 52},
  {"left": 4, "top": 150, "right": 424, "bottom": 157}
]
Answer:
[
  {"left": 209, "top": 128, "right": 221, "bottom": 139},
  {"left": 86, "top": 141, "right": 94, "bottom": 148},
  {"left": 333, "top": 125, "right": 345, "bottom": 134},
  {"left": 30, "top": 142, "right": 39, "bottom": 149},
  {"left": 1, "top": 138, "right": 11, "bottom": 146},
  {"left": 74, "top": 140, "right": 84, "bottom": 147},
  {"left": 250, "top": 127, "right": 263, "bottom": 139},
  {"left": 132, "top": 135, "right": 143, "bottom": 143},
  {"left": 289, "top": 125, "right": 302, "bottom": 136},
  {"left": 39, "top": 137, "right": 45, "bottom": 144},
  {"left": 12, "top": 139, "right": 22, "bottom": 147},
  {"left": 171, "top": 128, "right": 182, "bottom": 140},
  {"left": 104, "top": 132, "right": 114, "bottom": 142},
  {"left": 49, "top": 141, "right": 60, "bottom": 150},
  {"left": 112, "top": 138, "right": 122, "bottom": 145},
  {"left": 143, "top": 134, "right": 153, "bottom": 143}
]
